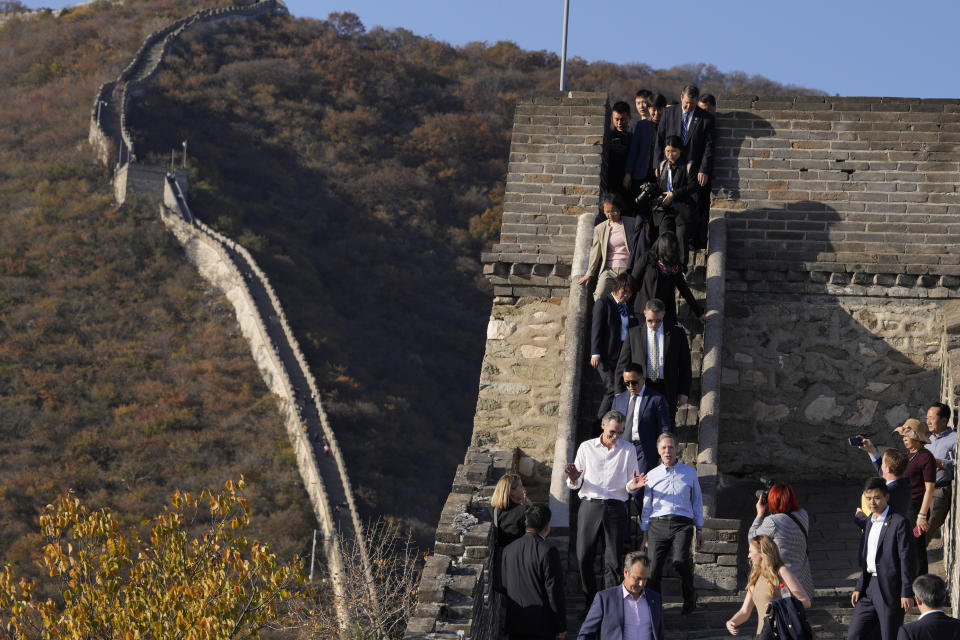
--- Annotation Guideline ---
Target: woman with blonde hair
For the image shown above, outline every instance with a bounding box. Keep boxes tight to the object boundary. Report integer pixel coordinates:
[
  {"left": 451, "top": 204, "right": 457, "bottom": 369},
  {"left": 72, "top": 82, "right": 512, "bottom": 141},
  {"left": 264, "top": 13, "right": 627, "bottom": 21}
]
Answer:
[
  {"left": 726, "top": 535, "right": 811, "bottom": 637},
  {"left": 490, "top": 473, "right": 532, "bottom": 593}
]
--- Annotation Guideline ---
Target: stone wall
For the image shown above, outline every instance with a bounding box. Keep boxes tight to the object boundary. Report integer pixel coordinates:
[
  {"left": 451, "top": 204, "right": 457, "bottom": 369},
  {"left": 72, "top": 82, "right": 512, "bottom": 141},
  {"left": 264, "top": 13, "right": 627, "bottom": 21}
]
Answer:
[
  {"left": 713, "top": 96, "right": 960, "bottom": 291},
  {"left": 474, "top": 298, "right": 568, "bottom": 497},
  {"left": 719, "top": 294, "right": 942, "bottom": 477},
  {"left": 939, "top": 302, "right": 960, "bottom": 607},
  {"left": 481, "top": 92, "right": 606, "bottom": 297},
  {"left": 405, "top": 448, "right": 515, "bottom": 639}
]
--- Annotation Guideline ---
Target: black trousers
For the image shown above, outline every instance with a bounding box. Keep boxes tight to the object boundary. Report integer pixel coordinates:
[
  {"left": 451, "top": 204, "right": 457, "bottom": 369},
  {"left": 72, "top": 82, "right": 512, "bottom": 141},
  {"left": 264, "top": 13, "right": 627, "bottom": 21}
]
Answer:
[
  {"left": 907, "top": 501, "right": 928, "bottom": 576},
  {"left": 847, "top": 574, "right": 905, "bottom": 640},
  {"left": 595, "top": 362, "right": 617, "bottom": 420},
  {"left": 647, "top": 515, "right": 696, "bottom": 606},
  {"left": 576, "top": 498, "right": 627, "bottom": 605}
]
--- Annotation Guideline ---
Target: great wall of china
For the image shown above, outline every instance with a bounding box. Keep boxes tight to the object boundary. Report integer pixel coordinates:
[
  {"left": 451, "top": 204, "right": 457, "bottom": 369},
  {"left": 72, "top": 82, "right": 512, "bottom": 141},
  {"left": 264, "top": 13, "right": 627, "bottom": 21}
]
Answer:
[
  {"left": 85, "top": 0, "right": 369, "bottom": 624},
  {"left": 76, "top": 2, "right": 960, "bottom": 637}
]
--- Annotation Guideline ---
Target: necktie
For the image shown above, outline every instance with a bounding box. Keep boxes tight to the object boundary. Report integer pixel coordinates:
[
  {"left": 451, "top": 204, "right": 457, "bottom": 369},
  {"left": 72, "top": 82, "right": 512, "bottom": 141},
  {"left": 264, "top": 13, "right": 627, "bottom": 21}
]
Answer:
[
  {"left": 618, "top": 303, "right": 629, "bottom": 341},
  {"left": 681, "top": 112, "right": 690, "bottom": 144},
  {"left": 626, "top": 394, "right": 639, "bottom": 440},
  {"left": 649, "top": 329, "right": 659, "bottom": 381}
]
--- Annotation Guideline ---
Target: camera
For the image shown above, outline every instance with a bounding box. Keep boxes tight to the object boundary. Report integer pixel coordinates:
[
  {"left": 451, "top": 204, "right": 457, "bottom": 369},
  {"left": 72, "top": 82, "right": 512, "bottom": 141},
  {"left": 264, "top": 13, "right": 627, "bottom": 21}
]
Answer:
[
  {"left": 634, "top": 181, "right": 662, "bottom": 208},
  {"left": 754, "top": 477, "right": 776, "bottom": 505},
  {"left": 848, "top": 435, "right": 864, "bottom": 447}
]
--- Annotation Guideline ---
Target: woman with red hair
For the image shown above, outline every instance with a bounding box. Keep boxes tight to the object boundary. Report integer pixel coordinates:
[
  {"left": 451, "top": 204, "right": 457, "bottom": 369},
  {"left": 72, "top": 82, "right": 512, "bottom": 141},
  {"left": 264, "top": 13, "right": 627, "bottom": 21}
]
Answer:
[{"left": 748, "top": 483, "right": 814, "bottom": 599}]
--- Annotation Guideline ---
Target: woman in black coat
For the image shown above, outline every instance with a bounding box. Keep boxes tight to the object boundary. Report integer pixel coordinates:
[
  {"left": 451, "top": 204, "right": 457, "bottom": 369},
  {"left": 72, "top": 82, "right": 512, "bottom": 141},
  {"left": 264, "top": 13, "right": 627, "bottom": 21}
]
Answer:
[
  {"left": 630, "top": 231, "right": 705, "bottom": 327},
  {"left": 655, "top": 134, "right": 700, "bottom": 270}
]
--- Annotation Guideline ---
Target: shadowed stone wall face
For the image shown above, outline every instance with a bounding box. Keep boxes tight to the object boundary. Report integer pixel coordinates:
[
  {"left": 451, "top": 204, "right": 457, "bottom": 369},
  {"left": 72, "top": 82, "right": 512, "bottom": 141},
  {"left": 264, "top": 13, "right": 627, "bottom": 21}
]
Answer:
[
  {"left": 474, "top": 298, "right": 566, "bottom": 495},
  {"left": 712, "top": 96, "right": 959, "bottom": 478},
  {"left": 720, "top": 295, "right": 942, "bottom": 476},
  {"left": 940, "top": 303, "right": 960, "bottom": 608}
]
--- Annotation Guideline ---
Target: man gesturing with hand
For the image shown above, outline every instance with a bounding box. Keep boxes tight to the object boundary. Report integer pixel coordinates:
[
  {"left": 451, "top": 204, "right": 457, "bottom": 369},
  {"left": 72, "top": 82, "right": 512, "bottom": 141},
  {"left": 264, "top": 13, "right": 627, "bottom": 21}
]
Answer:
[{"left": 566, "top": 410, "right": 645, "bottom": 611}]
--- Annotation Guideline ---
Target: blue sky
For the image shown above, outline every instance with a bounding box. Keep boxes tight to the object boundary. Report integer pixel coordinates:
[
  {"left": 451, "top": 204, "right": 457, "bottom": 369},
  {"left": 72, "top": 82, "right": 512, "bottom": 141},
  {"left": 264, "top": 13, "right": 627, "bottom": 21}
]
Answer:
[{"left": 23, "top": 0, "right": 958, "bottom": 98}]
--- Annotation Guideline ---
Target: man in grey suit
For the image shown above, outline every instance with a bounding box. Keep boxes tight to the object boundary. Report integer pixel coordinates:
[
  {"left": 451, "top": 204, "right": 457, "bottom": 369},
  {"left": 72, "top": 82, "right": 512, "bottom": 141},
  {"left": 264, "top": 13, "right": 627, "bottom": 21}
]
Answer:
[
  {"left": 578, "top": 552, "right": 664, "bottom": 640},
  {"left": 897, "top": 574, "right": 960, "bottom": 639},
  {"left": 501, "top": 504, "right": 567, "bottom": 640}
]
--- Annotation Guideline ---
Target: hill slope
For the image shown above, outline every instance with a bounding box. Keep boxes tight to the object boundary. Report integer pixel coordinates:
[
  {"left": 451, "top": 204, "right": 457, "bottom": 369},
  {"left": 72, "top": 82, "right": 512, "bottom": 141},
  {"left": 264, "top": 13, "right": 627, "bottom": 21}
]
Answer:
[
  {"left": 0, "top": 0, "right": 313, "bottom": 585},
  {"left": 125, "top": 10, "right": 820, "bottom": 540}
]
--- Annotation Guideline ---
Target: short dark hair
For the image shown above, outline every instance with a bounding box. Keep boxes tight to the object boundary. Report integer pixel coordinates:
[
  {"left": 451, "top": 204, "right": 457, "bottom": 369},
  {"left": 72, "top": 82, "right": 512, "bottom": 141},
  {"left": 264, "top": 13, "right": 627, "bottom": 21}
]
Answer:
[
  {"left": 698, "top": 93, "right": 716, "bottom": 108},
  {"left": 602, "top": 410, "right": 625, "bottom": 428},
  {"left": 652, "top": 93, "right": 666, "bottom": 109},
  {"left": 612, "top": 101, "right": 631, "bottom": 116},
  {"left": 601, "top": 191, "right": 626, "bottom": 212},
  {"left": 863, "top": 477, "right": 889, "bottom": 495},
  {"left": 681, "top": 84, "right": 700, "bottom": 100},
  {"left": 524, "top": 504, "right": 551, "bottom": 532},
  {"left": 663, "top": 135, "right": 684, "bottom": 150},
  {"left": 624, "top": 551, "right": 651, "bottom": 570},
  {"left": 623, "top": 362, "right": 644, "bottom": 376},
  {"left": 930, "top": 402, "right": 951, "bottom": 422},
  {"left": 635, "top": 89, "right": 653, "bottom": 100},
  {"left": 912, "top": 574, "right": 947, "bottom": 607},
  {"left": 644, "top": 298, "right": 666, "bottom": 314},
  {"left": 882, "top": 449, "right": 907, "bottom": 477}
]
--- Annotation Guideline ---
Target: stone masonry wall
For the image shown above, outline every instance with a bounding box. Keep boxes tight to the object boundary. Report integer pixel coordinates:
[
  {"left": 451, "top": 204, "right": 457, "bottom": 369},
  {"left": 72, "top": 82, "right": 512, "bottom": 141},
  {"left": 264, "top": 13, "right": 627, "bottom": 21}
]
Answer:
[
  {"left": 720, "top": 295, "right": 942, "bottom": 477},
  {"left": 474, "top": 298, "right": 567, "bottom": 497},
  {"left": 481, "top": 92, "right": 606, "bottom": 297},
  {"left": 712, "top": 96, "right": 960, "bottom": 293},
  {"left": 939, "top": 303, "right": 960, "bottom": 608}
]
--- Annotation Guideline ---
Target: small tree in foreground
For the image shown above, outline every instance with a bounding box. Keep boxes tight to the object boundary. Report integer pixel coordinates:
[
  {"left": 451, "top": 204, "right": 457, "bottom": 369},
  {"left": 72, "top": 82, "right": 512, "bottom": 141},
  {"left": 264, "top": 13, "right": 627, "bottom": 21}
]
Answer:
[{"left": 0, "top": 478, "right": 301, "bottom": 640}]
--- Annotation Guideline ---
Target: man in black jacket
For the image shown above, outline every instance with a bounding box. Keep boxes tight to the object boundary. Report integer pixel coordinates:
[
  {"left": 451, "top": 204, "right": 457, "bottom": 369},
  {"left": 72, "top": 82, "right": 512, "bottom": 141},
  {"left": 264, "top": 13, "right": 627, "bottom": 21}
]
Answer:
[
  {"left": 501, "top": 504, "right": 567, "bottom": 640},
  {"left": 590, "top": 273, "right": 634, "bottom": 419},
  {"left": 616, "top": 298, "right": 691, "bottom": 426},
  {"left": 898, "top": 574, "right": 960, "bottom": 640},
  {"left": 849, "top": 478, "right": 915, "bottom": 640}
]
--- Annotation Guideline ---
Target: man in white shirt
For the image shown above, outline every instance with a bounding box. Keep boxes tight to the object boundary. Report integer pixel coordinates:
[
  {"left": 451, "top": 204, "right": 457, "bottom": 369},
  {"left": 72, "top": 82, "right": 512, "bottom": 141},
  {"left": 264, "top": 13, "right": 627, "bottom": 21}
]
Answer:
[
  {"left": 640, "top": 432, "right": 703, "bottom": 615},
  {"left": 577, "top": 552, "right": 664, "bottom": 640},
  {"left": 566, "top": 411, "right": 646, "bottom": 610}
]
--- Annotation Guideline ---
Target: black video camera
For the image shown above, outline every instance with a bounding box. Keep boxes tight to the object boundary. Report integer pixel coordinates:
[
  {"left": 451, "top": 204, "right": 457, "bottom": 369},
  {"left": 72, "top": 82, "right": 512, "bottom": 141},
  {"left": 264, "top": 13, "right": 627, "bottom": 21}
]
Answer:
[{"left": 634, "top": 181, "right": 663, "bottom": 209}]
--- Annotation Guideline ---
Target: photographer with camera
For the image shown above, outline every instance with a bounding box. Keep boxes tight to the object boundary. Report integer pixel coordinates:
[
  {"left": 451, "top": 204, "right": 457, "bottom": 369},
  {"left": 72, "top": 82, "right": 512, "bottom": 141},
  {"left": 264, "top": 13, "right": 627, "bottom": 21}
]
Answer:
[
  {"left": 629, "top": 232, "right": 705, "bottom": 330},
  {"left": 748, "top": 482, "right": 814, "bottom": 599}
]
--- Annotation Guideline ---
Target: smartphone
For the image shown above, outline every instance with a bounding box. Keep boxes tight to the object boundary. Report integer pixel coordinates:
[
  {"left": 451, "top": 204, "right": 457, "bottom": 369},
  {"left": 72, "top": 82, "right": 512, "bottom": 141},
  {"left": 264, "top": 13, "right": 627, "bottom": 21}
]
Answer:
[
  {"left": 913, "top": 525, "right": 922, "bottom": 538},
  {"left": 849, "top": 436, "right": 864, "bottom": 447}
]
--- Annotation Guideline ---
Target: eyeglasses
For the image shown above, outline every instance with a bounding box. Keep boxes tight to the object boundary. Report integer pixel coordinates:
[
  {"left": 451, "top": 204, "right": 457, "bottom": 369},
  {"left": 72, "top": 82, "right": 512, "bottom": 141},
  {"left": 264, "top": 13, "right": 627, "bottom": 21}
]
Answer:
[
  {"left": 624, "top": 379, "right": 642, "bottom": 387},
  {"left": 645, "top": 318, "right": 663, "bottom": 326}
]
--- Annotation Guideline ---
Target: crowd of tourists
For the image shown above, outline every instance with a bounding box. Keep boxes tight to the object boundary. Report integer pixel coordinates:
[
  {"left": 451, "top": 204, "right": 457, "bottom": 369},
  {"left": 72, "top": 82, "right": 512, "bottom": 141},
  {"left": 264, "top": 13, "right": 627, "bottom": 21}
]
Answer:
[{"left": 486, "top": 86, "right": 960, "bottom": 640}]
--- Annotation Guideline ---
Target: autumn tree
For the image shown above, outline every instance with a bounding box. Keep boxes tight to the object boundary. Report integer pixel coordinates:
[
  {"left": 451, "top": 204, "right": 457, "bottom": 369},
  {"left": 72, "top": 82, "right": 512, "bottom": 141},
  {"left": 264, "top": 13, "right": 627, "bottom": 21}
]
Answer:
[{"left": 0, "top": 478, "right": 301, "bottom": 639}]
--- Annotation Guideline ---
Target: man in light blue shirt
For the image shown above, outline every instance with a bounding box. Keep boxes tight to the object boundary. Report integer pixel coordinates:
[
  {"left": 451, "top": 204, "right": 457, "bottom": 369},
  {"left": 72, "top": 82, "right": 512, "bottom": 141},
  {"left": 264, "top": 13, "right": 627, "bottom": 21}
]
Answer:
[
  {"left": 639, "top": 432, "right": 704, "bottom": 615},
  {"left": 924, "top": 402, "right": 956, "bottom": 537}
]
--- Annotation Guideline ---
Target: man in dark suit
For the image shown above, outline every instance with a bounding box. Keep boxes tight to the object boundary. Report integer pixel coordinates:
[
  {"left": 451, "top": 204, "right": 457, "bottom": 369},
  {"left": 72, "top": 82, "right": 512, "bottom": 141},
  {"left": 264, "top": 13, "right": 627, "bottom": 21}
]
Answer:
[
  {"left": 577, "top": 551, "right": 663, "bottom": 640},
  {"left": 849, "top": 477, "right": 916, "bottom": 640},
  {"left": 591, "top": 273, "right": 634, "bottom": 419},
  {"left": 898, "top": 574, "right": 960, "bottom": 640},
  {"left": 654, "top": 84, "right": 715, "bottom": 188},
  {"left": 616, "top": 298, "right": 691, "bottom": 426},
  {"left": 612, "top": 363, "right": 670, "bottom": 477},
  {"left": 501, "top": 503, "right": 567, "bottom": 640},
  {"left": 855, "top": 447, "right": 911, "bottom": 567}
]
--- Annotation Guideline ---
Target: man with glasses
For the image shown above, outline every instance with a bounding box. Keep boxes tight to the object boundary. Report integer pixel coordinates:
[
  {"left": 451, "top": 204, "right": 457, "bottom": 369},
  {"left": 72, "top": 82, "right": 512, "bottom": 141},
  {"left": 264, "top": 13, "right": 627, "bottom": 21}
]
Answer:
[
  {"left": 617, "top": 298, "right": 692, "bottom": 426},
  {"left": 566, "top": 411, "right": 647, "bottom": 611},
  {"left": 613, "top": 363, "right": 670, "bottom": 491}
]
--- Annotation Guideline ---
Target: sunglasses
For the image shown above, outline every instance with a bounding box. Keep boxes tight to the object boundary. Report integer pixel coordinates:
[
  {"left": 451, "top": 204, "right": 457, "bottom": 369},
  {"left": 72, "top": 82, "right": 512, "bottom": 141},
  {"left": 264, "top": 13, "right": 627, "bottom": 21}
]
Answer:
[{"left": 624, "top": 379, "right": 642, "bottom": 387}]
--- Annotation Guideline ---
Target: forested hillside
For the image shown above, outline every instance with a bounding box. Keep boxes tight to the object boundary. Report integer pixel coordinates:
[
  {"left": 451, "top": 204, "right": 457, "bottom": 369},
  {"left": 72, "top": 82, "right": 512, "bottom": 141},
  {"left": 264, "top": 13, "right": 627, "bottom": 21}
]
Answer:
[
  {"left": 125, "top": 9, "right": 820, "bottom": 540},
  {"left": 0, "top": 0, "right": 313, "bottom": 589}
]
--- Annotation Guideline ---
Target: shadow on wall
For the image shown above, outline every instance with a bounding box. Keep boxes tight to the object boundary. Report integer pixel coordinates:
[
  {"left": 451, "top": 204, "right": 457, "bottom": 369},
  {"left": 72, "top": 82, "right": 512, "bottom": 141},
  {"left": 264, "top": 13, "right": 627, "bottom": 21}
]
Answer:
[
  {"left": 713, "top": 111, "right": 776, "bottom": 202},
  {"left": 719, "top": 200, "right": 943, "bottom": 481}
]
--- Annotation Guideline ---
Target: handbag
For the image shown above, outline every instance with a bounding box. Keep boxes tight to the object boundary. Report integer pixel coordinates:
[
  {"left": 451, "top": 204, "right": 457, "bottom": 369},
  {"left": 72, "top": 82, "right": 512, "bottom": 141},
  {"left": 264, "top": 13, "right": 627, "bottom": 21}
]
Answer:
[{"left": 757, "top": 582, "right": 817, "bottom": 640}]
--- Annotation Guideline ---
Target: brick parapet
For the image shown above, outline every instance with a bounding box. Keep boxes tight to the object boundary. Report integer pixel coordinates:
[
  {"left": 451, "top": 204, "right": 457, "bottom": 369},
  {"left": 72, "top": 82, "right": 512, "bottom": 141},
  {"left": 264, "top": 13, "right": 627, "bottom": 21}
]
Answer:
[
  {"left": 937, "top": 302, "right": 960, "bottom": 608},
  {"left": 482, "top": 92, "right": 606, "bottom": 297},
  {"left": 404, "top": 448, "right": 516, "bottom": 639},
  {"left": 712, "top": 96, "right": 960, "bottom": 286}
]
